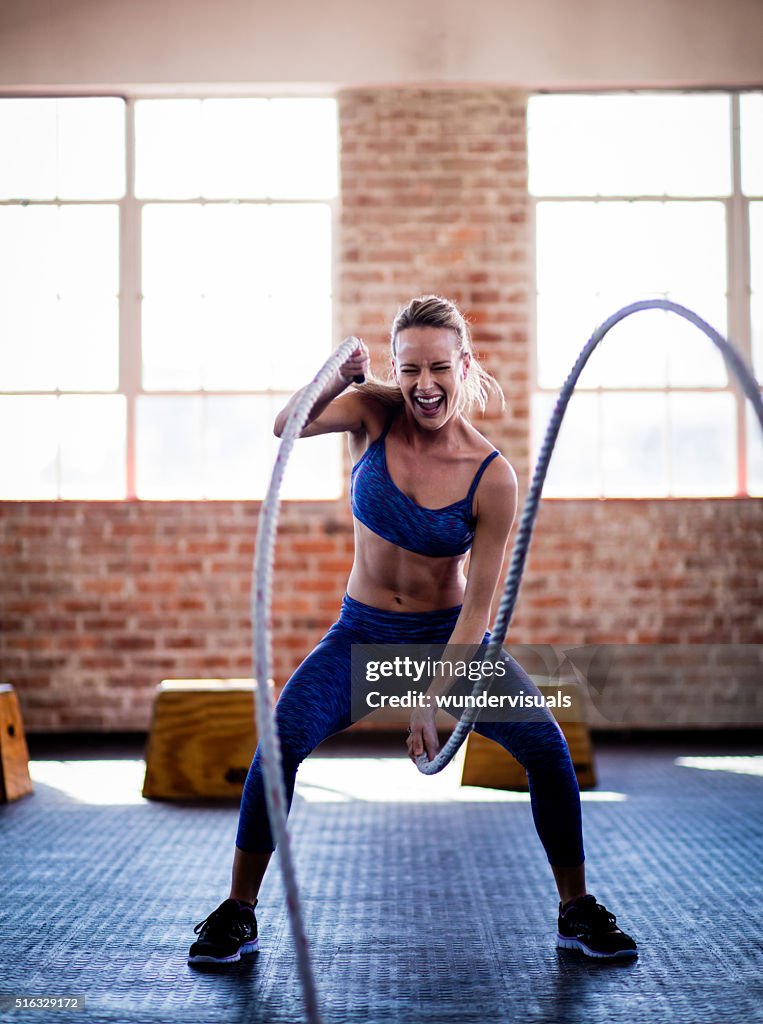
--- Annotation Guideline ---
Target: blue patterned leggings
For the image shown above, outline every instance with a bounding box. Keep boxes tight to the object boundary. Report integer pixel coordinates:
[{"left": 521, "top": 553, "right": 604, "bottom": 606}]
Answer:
[{"left": 236, "top": 592, "right": 585, "bottom": 866}]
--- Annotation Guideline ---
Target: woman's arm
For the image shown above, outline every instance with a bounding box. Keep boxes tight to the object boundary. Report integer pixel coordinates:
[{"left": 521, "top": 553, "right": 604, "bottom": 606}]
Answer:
[
  {"left": 407, "top": 455, "right": 518, "bottom": 762},
  {"left": 273, "top": 340, "right": 370, "bottom": 438},
  {"left": 449, "top": 454, "right": 518, "bottom": 643}
]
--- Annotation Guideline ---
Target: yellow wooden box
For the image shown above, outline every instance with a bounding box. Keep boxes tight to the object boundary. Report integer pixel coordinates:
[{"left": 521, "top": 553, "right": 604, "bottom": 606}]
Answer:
[
  {"left": 458, "top": 681, "right": 596, "bottom": 790},
  {"left": 142, "top": 678, "right": 266, "bottom": 800},
  {"left": 0, "top": 683, "right": 33, "bottom": 803}
]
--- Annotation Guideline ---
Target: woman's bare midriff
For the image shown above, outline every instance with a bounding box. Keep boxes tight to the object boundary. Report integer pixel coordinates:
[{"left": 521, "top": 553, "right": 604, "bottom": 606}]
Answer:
[{"left": 345, "top": 520, "right": 469, "bottom": 611}]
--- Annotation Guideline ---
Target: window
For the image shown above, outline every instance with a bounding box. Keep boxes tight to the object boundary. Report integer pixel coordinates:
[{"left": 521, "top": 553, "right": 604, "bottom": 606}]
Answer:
[
  {"left": 0, "top": 96, "right": 340, "bottom": 500},
  {"left": 528, "top": 92, "right": 762, "bottom": 498}
]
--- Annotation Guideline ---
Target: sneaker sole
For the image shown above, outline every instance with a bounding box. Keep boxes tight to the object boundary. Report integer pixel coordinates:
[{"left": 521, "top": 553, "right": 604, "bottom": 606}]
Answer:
[
  {"left": 556, "top": 934, "right": 637, "bottom": 959},
  {"left": 188, "top": 938, "right": 260, "bottom": 964}
]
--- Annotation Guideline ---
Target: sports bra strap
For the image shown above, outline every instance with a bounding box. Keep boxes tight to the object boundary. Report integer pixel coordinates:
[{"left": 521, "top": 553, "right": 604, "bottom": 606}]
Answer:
[
  {"left": 380, "top": 407, "right": 397, "bottom": 439},
  {"left": 466, "top": 450, "right": 501, "bottom": 503}
]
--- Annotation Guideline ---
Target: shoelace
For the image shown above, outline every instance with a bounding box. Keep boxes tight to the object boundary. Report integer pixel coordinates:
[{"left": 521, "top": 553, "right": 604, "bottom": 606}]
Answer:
[
  {"left": 193, "top": 910, "right": 223, "bottom": 936},
  {"left": 576, "top": 900, "right": 617, "bottom": 931},
  {"left": 194, "top": 903, "right": 255, "bottom": 937},
  {"left": 194, "top": 906, "right": 238, "bottom": 936}
]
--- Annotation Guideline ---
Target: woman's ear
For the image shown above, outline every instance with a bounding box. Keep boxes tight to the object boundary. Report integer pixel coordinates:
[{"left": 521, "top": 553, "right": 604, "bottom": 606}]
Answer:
[
  {"left": 391, "top": 357, "right": 399, "bottom": 384},
  {"left": 462, "top": 351, "right": 471, "bottom": 379}
]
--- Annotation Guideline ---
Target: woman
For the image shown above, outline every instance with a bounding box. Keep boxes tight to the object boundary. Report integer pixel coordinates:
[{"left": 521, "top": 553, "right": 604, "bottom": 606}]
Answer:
[{"left": 188, "top": 295, "right": 637, "bottom": 965}]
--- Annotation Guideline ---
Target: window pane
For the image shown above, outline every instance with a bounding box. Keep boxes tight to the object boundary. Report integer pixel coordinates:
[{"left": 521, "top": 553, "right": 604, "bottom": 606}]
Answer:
[
  {"left": 531, "top": 392, "right": 600, "bottom": 497},
  {"left": 0, "top": 205, "right": 119, "bottom": 391},
  {"left": 202, "top": 203, "right": 270, "bottom": 295},
  {"left": 265, "top": 203, "right": 332, "bottom": 295},
  {"left": 143, "top": 203, "right": 272, "bottom": 297},
  {"left": 137, "top": 395, "right": 342, "bottom": 499},
  {"left": 0, "top": 204, "right": 118, "bottom": 298},
  {"left": 751, "top": 202, "right": 763, "bottom": 379},
  {"left": 201, "top": 99, "right": 271, "bottom": 198},
  {"left": 0, "top": 205, "right": 58, "bottom": 298},
  {"left": 136, "top": 396, "right": 204, "bottom": 499},
  {"left": 58, "top": 205, "right": 119, "bottom": 296},
  {"left": 58, "top": 298, "right": 119, "bottom": 391},
  {"left": 0, "top": 298, "right": 58, "bottom": 391},
  {"left": 56, "top": 98, "right": 125, "bottom": 199},
  {"left": 0, "top": 296, "right": 118, "bottom": 393},
  {"left": 0, "top": 98, "right": 124, "bottom": 200},
  {"left": 747, "top": 398, "right": 763, "bottom": 496},
  {"left": 137, "top": 98, "right": 338, "bottom": 200},
  {"left": 664, "top": 298, "right": 730, "bottom": 387},
  {"left": 741, "top": 93, "right": 763, "bottom": 197},
  {"left": 200, "top": 298, "right": 261, "bottom": 390},
  {"left": 0, "top": 99, "right": 57, "bottom": 199},
  {"left": 280, "top": 432, "right": 343, "bottom": 500},
  {"left": 592, "top": 308, "right": 671, "bottom": 389},
  {"left": 0, "top": 395, "right": 125, "bottom": 498},
  {"left": 204, "top": 395, "right": 277, "bottom": 498},
  {"left": 529, "top": 94, "right": 731, "bottom": 197},
  {"left": 135, "top": 100, "right": 202, "bottom": 199},
  {"left": 142, "top": 297, "right": 204, "bottom": 391},
  {"left": 142, "top": 203, "right": 204, "bottom": 295},
  {"left": 601, "top": 392, "right": 668, "bottom": 496},
  {"left": 535, "top": 291, "right": 606, "bottom": 389},
  {"left": 266, "top": 99, "right": 338, "bottom": 199},
  {"left": 669, "top": 393, "right": 736, "bottom": 496},
  {"left": 536, "top": 201, "right": 727, "bottom": 388},
  {"left": 0, "top": 396, "right": 58, "bottom": 498},
  {"left": 267, "top": 293, "right": 333, "bottom": 391},
  {"left": 59, "top": 396, "right": 126, "bottom": 498},
  {"left": 142, "top": 203, "right": 331, "bottom": 391}
]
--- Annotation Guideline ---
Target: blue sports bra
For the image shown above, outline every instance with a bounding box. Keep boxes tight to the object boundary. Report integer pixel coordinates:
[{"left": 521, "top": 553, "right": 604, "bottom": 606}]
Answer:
[{"left": 350, "top": 409, "right": 501, "bottom": 558}]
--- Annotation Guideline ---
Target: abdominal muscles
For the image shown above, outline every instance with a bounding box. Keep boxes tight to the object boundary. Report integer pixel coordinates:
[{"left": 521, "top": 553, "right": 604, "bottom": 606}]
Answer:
[{"left": 346, "top": 520, "right": 468, "bottom": 611}]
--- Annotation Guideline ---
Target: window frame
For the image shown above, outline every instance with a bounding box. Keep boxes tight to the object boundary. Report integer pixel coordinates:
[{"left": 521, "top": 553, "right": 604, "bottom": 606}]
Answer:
[
  {"left": 0, "top": 89, "right": 341, "bottom": 501},
  {"left": 529, "top": 89, "right": 758, "bottom": 498}
]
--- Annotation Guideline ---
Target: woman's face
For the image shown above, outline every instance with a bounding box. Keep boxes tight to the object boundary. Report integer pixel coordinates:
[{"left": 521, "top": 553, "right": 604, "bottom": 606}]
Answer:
[{"left": 392, "top": 326, "right": 470, "bottom": 428}]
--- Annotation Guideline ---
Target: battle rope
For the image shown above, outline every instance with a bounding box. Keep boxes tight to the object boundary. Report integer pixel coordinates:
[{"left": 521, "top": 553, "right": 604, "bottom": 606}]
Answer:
[
  {"left": 251, "top": 335, "right": 362, "bottom": 1024},
  {"left": 415, "top": 298, "right": 763, "bottom": 774},
  {"left": 252, "top": 300, "right": 763, "bottom": 1022}
]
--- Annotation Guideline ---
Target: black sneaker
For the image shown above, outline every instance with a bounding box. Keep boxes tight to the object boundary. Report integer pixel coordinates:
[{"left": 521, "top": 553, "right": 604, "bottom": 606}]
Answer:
[
  {"left": 556, "top": 894, "right": 637, "bottom": 960},
  {"left": 188, "top": 898, "right": 259, "bottom": 964}
]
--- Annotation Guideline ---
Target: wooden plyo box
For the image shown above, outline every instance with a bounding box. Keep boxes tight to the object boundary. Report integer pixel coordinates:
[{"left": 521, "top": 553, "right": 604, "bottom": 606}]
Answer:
[
  {"left": 142, "top": 679, "right": 263, "bottom": 800},
  {"left": 0, "top": 683, "right": 33, "bottom": 803},
  {"left": 458, "top": 681, "right": 596, "bottom": 791}
]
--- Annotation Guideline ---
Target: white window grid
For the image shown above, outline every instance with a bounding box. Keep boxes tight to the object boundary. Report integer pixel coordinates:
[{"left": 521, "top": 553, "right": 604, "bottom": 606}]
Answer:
[
  {"left": 529, "top": 90, "right": 760, "bottom": 497},
  {"left": 0, "top": 92, "right": 341, "bottom": 500}
]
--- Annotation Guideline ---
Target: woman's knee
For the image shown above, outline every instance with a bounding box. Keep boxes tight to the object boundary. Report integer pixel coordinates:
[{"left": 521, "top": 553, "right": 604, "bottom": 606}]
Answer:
[
  {"left": 253, "top": 723, "right": 318, "bottom": 772},
  {"left": 478, "top": 717, "right": 572, "bottom": 774}
]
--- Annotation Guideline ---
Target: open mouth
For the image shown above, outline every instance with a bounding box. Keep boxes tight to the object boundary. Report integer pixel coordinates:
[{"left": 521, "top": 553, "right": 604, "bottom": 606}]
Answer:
[{"left": 414, "top": 394, "right": 444, "bottom": 416}]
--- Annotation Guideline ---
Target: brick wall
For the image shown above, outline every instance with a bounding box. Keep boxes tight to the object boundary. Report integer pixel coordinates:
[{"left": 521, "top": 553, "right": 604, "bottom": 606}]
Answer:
[
  {"left": 1, "top": 87, "right": 762, "bottom": 732},
  {"left": 0, "top": 501, "right": 354, "bottom": 730},
  {"left": 339, "top": 88, "right": 531, "bottom": 477}
]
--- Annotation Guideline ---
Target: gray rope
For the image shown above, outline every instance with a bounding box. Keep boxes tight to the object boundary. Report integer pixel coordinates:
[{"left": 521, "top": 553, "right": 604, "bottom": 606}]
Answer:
[
  {"left": 414, "top": 298, "right": 763, "bottom": 774},
  {"left": 253, "top": 301, "right": 762, "bottom": 1022},
  {"left": 252, "top": 335, "right": 360, "bottom": 1024}
]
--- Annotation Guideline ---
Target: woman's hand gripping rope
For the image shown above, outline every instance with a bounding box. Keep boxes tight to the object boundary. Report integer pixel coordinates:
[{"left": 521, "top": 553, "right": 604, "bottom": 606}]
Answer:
[
  {"left": 406, "top": 706, "right": 440, "bottom": 764},
  {"left": 338, "top": 339, "right": 369, "bottom": 385}
]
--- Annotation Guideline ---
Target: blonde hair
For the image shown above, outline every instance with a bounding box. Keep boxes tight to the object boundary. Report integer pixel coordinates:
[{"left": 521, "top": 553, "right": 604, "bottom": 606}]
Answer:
[{"left": 355, "top": 295, "right": 506, "bottom": 416}]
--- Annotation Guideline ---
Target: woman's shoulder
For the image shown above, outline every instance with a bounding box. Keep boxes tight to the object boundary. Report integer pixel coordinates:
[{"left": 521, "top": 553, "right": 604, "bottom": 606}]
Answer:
[
  {"left": 347, "top": 394, "right": 402, "bottom": 464},
  {"left": 462, "top": 425, "right": 517, "bottom": 508},
  {"left": 462, "top": 420, "right": 505, "bottom": 464},
  {"left": 355, "top": 393, "right": 403, "bottom": 441}
]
